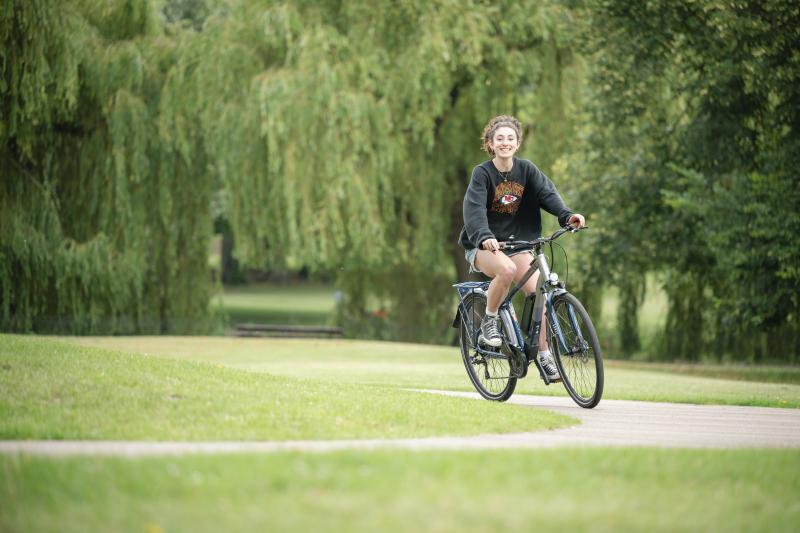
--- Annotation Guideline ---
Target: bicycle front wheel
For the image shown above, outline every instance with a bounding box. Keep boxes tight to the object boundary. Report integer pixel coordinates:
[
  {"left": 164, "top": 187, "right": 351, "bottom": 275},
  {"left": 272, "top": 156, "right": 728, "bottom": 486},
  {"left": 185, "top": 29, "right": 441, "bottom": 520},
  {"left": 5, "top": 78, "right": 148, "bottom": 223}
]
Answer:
[
  {"left": 549, "top": 292, "right": 604, "bottom": 408},
  {"left": 458, "top": 292, "right": 517, "bottom": 402}
]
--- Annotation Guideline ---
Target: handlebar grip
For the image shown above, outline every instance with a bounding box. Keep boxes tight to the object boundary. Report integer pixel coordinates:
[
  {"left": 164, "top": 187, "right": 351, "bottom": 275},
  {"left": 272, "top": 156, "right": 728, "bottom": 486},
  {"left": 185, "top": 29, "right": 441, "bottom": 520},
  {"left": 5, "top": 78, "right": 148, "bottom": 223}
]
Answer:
[{"left": 500, "top": 241, "right": 534, "bottom": 251}]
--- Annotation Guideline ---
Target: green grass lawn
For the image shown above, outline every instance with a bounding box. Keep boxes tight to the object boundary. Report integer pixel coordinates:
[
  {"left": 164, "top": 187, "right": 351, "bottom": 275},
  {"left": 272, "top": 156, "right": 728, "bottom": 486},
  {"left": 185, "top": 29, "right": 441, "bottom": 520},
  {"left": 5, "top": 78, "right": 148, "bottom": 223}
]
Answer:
[
  {"left": 606, "top": 359, "right": 800, "bottom": 385},
  {"left": 3, "top": 333, "right": 800, "bottom": 532},
  {"left": 0, "top": 335, "right": 572, "bottom": 441},
  {"left": 216, "top": 282, "right": 336, "bottom": 326},
  {"left": 65, "top": 336, "right": 800, "bottom": 408},
  {"left": 3, "top": 449, "right": 798, "bottom": 533}
]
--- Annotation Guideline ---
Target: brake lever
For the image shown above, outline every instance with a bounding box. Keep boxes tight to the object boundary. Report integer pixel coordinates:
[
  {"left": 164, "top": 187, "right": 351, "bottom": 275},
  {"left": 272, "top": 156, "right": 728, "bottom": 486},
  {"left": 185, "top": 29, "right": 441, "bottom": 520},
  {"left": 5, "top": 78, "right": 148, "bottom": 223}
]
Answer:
[{"left": 564, "top": 225, "right": 590, "bottom": 233}]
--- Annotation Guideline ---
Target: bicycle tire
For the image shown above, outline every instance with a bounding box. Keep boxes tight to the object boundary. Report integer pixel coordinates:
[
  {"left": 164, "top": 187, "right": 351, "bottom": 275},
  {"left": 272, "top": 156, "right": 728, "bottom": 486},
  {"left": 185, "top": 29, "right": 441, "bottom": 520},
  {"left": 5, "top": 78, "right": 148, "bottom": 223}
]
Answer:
[
  {"left": 458, "top": 291, "right": 517, "bottom": 402},
  {"left": 548, "top": 292, "right": 604, "bottom": 408}
]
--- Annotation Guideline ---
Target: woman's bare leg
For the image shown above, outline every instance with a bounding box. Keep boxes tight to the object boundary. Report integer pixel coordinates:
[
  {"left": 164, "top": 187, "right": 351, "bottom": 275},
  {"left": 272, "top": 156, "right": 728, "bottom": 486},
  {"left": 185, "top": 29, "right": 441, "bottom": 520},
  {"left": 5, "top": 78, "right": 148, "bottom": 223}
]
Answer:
[
  {"left": 474, "top": 250, "right": 517, "bottom": 313},
  {"left": 509, "top": 252, "right": 537, "bottom": 295}
]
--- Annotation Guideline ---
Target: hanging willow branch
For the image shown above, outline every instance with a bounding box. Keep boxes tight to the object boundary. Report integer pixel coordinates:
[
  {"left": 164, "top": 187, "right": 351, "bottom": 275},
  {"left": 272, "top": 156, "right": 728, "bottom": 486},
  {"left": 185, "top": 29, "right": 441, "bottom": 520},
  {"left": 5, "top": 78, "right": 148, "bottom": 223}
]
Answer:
[{"left": 2, "top": 0, "right": 582, "bottom": 341}]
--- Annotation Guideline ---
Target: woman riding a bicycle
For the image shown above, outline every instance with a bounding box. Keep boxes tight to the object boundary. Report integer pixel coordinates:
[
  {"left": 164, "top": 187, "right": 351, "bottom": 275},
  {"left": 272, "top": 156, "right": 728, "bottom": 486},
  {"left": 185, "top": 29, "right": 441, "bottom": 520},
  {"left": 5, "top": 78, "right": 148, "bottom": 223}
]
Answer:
[{"left": 458, "top": 115, "right": 585, "bottom": 383}]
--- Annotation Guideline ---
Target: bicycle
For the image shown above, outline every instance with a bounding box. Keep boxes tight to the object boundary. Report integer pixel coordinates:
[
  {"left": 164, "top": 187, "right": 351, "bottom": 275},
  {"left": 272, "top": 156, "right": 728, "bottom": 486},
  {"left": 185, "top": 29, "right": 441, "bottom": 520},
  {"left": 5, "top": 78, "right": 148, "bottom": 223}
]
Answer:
[{"left": 452, "top": 226, "right": 603, "bottom": 408}]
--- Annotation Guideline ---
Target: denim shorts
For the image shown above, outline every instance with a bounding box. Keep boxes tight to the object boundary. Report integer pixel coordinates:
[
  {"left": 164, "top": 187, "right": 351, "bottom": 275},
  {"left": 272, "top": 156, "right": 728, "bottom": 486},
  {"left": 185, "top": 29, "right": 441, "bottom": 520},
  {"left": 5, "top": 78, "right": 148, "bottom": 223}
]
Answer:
[{"left": 464, "top": 248, "right": 534, "bottom": 274}]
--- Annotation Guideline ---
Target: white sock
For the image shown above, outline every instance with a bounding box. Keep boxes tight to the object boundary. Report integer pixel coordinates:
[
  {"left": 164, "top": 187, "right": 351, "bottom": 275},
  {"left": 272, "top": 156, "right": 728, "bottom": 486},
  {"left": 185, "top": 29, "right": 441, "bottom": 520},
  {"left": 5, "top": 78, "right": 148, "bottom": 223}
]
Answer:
[
  {"left": 538, "top": 349, "right": 552, "bottom": 357},
  {"left": 485, "top": 309, "right": 498, "bottom": 317}
]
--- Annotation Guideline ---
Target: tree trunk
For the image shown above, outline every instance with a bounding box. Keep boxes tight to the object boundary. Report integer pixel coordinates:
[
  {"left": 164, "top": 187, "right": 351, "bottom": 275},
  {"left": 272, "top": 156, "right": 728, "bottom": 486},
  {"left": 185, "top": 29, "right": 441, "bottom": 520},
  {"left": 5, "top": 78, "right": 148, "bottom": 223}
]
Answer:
[{"left": 447, "top": 169, "right": 485, "bottom": 283}]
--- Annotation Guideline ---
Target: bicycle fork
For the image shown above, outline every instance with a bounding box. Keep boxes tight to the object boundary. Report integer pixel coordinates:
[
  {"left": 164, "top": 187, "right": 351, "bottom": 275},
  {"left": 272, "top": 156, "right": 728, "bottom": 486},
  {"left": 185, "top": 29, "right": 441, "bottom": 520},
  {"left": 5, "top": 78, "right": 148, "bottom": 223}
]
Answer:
[
  {"left": 546, "top": 293, "right": 588, "bottom": 358},
  {"left": 528, "top": 290, "right": 575, "bottom": 384}
]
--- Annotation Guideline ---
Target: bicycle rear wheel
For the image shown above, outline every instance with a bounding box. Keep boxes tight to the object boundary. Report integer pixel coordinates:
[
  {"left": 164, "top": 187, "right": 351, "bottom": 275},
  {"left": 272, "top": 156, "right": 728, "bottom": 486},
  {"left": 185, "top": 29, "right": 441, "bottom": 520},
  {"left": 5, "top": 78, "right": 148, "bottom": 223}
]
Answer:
[
  {"left": 549, "top": 292, "right": 604, "bottom": 408},
  {"left": 458, "top": 292, "right": 517, "bottom": 402}
]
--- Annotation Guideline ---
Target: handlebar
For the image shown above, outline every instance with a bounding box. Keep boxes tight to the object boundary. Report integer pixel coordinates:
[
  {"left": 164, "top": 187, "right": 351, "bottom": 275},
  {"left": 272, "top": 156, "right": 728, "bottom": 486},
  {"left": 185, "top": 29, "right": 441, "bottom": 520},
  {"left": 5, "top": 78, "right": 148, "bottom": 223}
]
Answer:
[{"left": 499, "top": 225, "right": 589, "bottom": 251}]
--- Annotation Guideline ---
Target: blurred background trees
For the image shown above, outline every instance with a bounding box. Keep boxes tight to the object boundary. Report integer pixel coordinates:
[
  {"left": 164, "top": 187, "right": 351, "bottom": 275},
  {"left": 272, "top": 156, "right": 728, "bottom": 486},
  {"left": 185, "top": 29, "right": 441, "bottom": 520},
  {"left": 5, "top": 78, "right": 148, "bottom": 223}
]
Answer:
[
  {"left": 1, "top": 0, "right": 217, "bottom": 334},
  {"left": 1, "top": 0, "right": 797, "bottom": 362},
  {"left": 570, "top": 0, "right": 799, "bottom": 362}
]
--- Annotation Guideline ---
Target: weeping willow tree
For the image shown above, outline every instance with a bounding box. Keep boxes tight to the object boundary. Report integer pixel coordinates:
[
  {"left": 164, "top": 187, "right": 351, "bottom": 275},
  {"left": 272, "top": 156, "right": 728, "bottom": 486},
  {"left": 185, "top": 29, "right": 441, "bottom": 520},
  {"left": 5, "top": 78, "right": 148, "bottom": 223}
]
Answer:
[
  {"left": 1, "top": 0, "right": 217, "bottom": 333},
  {"left": 1, "top": 0, "right": 583, "bottom": 341},
  {"left": 176, "top": 0, "right": 584, "bottom": 342}
]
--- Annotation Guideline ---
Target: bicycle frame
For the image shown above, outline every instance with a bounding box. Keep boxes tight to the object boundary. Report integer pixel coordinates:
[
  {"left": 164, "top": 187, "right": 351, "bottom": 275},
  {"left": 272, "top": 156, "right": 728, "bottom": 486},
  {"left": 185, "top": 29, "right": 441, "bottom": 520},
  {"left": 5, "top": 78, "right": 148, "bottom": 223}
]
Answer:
[
  {"left": 506, "top": 247, "right": 572, "bottom": 356},
  {"left": 453, "top": 227, "right": 589, "bottom": 380},
  {"left": 452, "top": 251, "right": 559, "bottom": 380},
  {"left": 500, "top": 241, "right": 587, "bottom": 376},
  {"left": 453, "top": 226, "right": 603, "bottom": 405}
]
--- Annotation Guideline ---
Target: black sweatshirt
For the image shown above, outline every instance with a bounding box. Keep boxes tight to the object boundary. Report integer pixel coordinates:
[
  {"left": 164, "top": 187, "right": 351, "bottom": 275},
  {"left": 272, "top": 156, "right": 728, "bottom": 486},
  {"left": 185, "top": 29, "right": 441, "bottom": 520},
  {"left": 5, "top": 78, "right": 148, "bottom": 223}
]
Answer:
[{"left": 459, "top": 157, "right": 574, "bottom": 250}]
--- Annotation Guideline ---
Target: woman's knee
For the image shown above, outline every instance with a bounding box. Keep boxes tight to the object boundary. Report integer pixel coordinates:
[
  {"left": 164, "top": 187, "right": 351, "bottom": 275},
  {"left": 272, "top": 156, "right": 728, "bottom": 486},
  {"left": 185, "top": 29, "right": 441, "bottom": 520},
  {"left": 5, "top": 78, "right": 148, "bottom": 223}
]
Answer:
[
  {"left": 475, "top": 251, "right": 517, "bottom": 282},
  {"left": 496, "top": 261, "right": 517, "bottom": 282}
]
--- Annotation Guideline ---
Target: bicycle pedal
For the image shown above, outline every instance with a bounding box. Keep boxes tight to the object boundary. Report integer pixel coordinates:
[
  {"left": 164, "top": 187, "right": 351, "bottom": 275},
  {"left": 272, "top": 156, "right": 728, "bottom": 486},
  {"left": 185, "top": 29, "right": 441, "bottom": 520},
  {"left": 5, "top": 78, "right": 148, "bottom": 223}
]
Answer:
[
  {"left": 539, "top": 373, "right": 562, "bottom": 385},
  {"left": 477, "top": 335, "right": 502, "bottom": 349},
  {"left": 533, "top": 364, "right": 550, "bottom": 385}
]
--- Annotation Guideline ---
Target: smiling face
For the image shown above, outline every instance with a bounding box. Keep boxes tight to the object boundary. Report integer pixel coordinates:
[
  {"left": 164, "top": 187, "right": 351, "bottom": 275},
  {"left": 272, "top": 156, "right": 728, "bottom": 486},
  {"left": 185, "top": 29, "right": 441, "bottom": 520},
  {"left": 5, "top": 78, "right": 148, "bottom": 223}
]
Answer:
[{"left": 490, "top": 126, "right": 519, "bottom": 159}]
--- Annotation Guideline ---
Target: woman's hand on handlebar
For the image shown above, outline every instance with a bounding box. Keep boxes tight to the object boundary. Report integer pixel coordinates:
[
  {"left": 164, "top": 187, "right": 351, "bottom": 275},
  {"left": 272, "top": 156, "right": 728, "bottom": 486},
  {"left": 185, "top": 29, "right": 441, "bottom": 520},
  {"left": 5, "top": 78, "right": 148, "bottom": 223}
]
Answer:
[
  {"left": 481, "top": 238, "right": 500, "bottom": 252},
  {"left": 567, "top": 213, "right": 586, "bottom": 229}
]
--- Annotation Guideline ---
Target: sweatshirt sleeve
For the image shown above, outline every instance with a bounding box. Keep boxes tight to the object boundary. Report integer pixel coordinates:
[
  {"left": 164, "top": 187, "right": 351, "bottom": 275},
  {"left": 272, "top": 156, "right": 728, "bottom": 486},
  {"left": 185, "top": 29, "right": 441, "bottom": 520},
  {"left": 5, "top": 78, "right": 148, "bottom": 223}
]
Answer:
[
  {"left": 530, "top": 164, "right": 574, "bottom": 227},
  {"left": 463, "top": 167, "right": 495, "bottom": 248}
]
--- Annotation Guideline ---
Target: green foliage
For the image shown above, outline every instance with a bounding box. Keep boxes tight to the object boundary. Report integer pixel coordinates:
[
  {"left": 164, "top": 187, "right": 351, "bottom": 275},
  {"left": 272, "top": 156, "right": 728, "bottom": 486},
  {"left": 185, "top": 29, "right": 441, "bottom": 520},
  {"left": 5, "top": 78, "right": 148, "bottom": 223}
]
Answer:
[
  {"left": 1, "top": 0, "right": 584, "bottom": 341},
  {"left": 6, "top": 0, "right": 795, "bottom": 357},
  {"left": 187, "top": 0, "right": 584, "bottom": 343},
  {"left": 571, "top": 0, "right": 800, "bottom": 362},
  {"left": 665, "top": 168, "right": 800, "bottom": 361},
  {"left": 1, "top": 0, "right": 216, "bottom": 333}
]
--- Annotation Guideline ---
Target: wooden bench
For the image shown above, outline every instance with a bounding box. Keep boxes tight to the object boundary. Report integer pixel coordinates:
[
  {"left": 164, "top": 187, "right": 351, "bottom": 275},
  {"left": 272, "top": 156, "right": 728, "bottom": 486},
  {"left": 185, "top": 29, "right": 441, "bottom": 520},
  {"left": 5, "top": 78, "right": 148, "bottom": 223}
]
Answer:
[{"left": 234, "top": 323, "right": 344, "bottom": 339}]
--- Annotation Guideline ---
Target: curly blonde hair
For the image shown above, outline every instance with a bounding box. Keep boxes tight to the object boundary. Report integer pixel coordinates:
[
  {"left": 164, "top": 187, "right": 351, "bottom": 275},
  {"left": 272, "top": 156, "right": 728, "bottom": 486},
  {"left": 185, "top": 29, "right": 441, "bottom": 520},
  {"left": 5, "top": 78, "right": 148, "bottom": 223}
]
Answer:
[{"left": 481, "top": 115, "right": 523, "bottom": 155}]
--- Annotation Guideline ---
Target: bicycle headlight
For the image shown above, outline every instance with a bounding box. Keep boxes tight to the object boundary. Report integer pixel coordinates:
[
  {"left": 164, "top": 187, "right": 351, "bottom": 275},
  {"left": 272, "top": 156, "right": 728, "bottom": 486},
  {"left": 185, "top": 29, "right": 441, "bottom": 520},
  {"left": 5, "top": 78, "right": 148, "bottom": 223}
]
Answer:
[{"left": 549, "top": 272, "right": 559, "bottom": 284}]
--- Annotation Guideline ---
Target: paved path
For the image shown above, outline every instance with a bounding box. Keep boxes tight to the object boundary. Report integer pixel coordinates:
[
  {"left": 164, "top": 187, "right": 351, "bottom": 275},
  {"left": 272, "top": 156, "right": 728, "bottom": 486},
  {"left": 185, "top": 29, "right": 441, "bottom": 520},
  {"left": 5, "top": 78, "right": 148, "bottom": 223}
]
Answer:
[{"left": 2, "top": 391, "right": 799, "bottom": 456}]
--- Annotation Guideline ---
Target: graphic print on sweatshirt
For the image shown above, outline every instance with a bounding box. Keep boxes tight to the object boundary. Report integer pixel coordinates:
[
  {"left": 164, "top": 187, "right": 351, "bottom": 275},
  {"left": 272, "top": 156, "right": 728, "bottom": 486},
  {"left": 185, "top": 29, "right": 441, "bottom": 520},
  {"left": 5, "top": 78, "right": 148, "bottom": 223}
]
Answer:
[{"left": 491, "top": 181, "right": 525, "bottom": 215}]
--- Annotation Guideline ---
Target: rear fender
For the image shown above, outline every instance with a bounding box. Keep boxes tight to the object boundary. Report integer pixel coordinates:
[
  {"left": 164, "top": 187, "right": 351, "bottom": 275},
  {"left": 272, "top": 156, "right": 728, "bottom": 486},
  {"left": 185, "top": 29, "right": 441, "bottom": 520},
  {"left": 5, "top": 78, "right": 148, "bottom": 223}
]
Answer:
[
  {"left": 451, "top": 282, "right": 488, "bottom": 329},
  {"left": 452, "top": 307, "right": 461, "bottom": 328}
]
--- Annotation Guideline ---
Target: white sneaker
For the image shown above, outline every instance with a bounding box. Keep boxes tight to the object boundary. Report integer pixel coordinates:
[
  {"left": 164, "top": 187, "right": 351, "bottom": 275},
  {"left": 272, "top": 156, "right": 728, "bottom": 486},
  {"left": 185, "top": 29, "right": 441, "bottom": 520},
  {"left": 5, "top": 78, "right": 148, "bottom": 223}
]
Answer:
[
  {"left": 538, "top": 350, "right": 561, "bottom": 382},
  {"left": 478, "top": 315, "right": 502, "bottom": 348}
]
